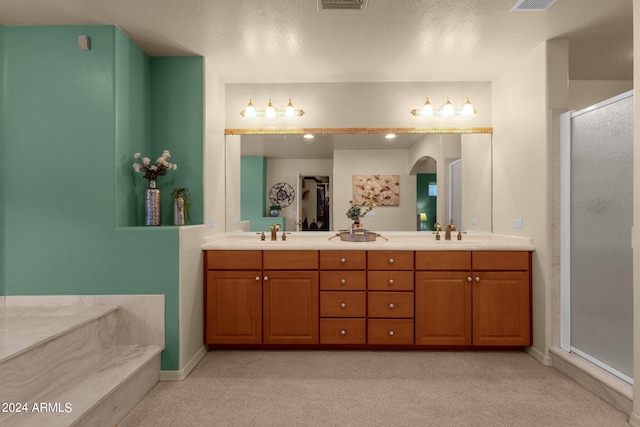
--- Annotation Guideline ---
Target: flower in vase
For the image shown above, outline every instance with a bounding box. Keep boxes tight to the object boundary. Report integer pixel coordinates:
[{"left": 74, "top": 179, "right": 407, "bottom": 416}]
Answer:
[{"left": 132, "top": 150, "right": 177, "bottom": 181}]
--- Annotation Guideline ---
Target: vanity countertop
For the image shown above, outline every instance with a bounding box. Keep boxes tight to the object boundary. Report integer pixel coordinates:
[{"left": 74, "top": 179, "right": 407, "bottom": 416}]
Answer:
[{"left": 202, "top": 231, "right": 535, "bottom": 251}]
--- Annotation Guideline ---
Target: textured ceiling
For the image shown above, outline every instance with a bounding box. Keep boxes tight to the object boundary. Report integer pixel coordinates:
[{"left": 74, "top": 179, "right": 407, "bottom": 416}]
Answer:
[{"left": 0, "top": 0, "right": 633, "bottom": 82}]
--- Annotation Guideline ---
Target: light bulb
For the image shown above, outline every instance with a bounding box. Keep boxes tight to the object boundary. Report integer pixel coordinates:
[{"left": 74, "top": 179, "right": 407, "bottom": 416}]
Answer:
[
  {"left": 420, "top": 98, "right": 434, "bottom": 118},
  {"left": 265, "top": 99, "right": 277, "bottom": 120},
  {"left": 284, "top": 99, "right": 296, "bottom": 120},
  {"left": 385, "top": 133, "right": 396, "bottom": 139},
  {"left": 461, "top": 97, "right": 475, "bottom": 119},
  {"left": 244, "top": 99, "right": 256, "bottom": 120},
  {"left": 441, "top": 97, "right": 455, "bottom": 119}
]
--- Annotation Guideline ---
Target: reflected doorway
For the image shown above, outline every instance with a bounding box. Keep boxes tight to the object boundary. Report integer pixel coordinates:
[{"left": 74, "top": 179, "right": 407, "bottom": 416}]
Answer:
[{"left": 298, "top": 175, "right": 330, "bottom": 231}]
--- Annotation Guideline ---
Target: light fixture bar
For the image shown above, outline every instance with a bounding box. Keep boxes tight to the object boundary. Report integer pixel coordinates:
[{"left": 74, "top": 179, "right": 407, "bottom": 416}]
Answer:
[
  {"left": 410, "top": 97, "right": 476, "bottom": 119},
  {"left": 241, "top": 98, "right": 305, "bottom": 120}
]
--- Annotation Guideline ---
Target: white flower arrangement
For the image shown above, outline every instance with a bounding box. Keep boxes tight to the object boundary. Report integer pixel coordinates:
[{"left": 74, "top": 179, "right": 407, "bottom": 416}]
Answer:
[{"left": 132, "top": 150, "right": 177, "bottom": 181}]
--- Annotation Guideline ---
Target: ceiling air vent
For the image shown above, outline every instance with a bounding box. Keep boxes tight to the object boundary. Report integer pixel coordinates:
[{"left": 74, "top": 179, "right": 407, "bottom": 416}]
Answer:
[
  {"left": 318, "top": 0, "right": 368, "bottom": 11},
  {"left": 511, "top": 0, "right": 556, "bottom": 11}
]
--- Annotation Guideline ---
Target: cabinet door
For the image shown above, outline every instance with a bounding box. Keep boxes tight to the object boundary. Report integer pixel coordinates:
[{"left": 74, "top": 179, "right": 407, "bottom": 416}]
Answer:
[
  {"left": 415, "top": 271, "right": 472, "bottom": 345},
  {"left": 472, "top": 271, "right": 531, "bottom": 346},
  {"left": 205, "top": 271, "right": 262, "bottom": 344},
  {"left": 263, "top": 271, "right": 319, "bottom": 344}
]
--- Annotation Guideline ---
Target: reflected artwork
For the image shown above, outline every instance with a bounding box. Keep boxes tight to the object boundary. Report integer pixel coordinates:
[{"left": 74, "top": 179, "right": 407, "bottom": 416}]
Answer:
[{"left": 353, "top": 174, "right": 400, "bottom": 206}]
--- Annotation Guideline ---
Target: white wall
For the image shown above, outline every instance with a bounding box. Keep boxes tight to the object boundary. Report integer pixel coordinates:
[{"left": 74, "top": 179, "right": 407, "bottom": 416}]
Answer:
[
  {"left": 176, "top": 58, "right": 226, "bottom": 379},
  {"left": 492, "top": 40, "right": 569, "bottom": 364},
  {"left": 225, "top": 82, "right": 492, "bottom": 129},
  {"left": 333, "top": 149, "right": 416, "bottom": 231},
  {"left": 569, "top": 80, "right": 633, "bottom": 111}
]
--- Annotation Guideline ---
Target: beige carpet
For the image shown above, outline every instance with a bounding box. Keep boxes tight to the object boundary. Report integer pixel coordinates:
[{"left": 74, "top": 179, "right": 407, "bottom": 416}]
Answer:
[{"left": 118, "top": 350, "right": 629, "bottom": 426}]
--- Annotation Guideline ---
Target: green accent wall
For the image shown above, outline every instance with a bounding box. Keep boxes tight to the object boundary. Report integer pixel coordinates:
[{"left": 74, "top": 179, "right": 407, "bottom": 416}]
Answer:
[
  {"left": 0, "top": 24, "right": 6, "bottom": 296},
  {"left": 1, "top": 25, "right": 203, "bottom": 371},
  {"left": 417, "top": 174, "right": 437, "bottom": 231},
  {"left": 241, "top": 156, "right": 285, "bottom": 231}
]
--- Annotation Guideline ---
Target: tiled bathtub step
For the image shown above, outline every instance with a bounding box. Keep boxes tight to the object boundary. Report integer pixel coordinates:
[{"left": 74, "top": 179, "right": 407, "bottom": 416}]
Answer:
[
  {"left": 0, "top": 304, "right": 119, "bottom": 363},
  {"left": 0, "top": 309, "right": 119, "bottom": 402},
  {"left": 0, "top": 344, "right": 163, "bottom": 427}
]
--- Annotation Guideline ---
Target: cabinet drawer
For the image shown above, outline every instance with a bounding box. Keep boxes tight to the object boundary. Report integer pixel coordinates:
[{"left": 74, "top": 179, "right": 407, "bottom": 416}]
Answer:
[
  {"left": 320, "top": 291, "right": 366, "bottom": 317},
  {"left": 368, "top": 292, "right": 414, "bottom": 318},
  {"left": 415, "top": 251, "right": 471, "bottom": 271},
  {"left": 320, "top": 251, "right": 366, "bottom": 270},
  {"left": 206, "top": 250, "right": 262, "bottom": 270},
  {"left": 368, "top": 319, "right": 414, "bottom": 345},
  {"left": 472, "top": 251, "right": 530, "bottom": 271},
  {"left": 320, "top": 318, "right": 366, "bottom": 344},
  {"left": 367, "top": 271, "right": 413, "bottom": 291},
  {"left": 320, "top": 271, "right": 367, "bottom": 291},
  {"left": 263, "top": 250, "right": 318, "bottom": 270},
  {"left": 367, "top": 251, "right": 414, "bottom": 270}
]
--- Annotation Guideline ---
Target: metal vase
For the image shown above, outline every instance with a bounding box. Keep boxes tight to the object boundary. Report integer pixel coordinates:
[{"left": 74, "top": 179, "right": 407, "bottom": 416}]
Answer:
[
  {"left": 144, "top": 180, "right": 161, "bottom": 226},
  {"left": 173, "top": 196, "right": 185, "bottom": 226}
]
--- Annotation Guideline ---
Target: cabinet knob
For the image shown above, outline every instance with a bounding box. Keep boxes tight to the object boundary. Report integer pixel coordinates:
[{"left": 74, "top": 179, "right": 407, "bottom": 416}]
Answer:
[
  {"left": 341, "top": 303, "right": 346, "bottom": 308},
  {"left": 467, "top": 276, "right": 472, "bottom": 282},
  {"left": 264, "top": 276, "right": 269, "bottom": 281},
  {"left": 389, "top": 303, "right": 395, "bottom": 309},
  {"left": 255, "top": 276, "right": 261, "bottom": 281},
  {"left": 340, "top": 329, "right": 346, "bottom": 335},
  {"left": 475, "top": 276, "right": 480, "bottom": 282},
  {"left": 388, "top": 279, "right": 394, "bottom": 285},
  {"left": 389, "top": 330, "right": 394, "bottom": 336},
  {"left": 341, "top": 278, "right": 346, "bottom": 284},
  {"left": 389, "top": 258, "right": 394, "bottom": 264},
  {"left": 340, "top": 257, "right": 346, "bottom": 263}
]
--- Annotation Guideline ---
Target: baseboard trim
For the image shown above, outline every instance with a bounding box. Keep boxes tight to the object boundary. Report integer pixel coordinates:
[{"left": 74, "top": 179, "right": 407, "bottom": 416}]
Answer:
[
  {"left": 629, "top": 412, "right": 640, "bottom": 427},
  {"left": 549, "top": 346, "right": 632, "bottom": 415},
  {"left": 160, "top": 345, "right": 208, "bottom": 381},
  {"left": 525, "top": 345, "right": 552, "bottom": 366}
]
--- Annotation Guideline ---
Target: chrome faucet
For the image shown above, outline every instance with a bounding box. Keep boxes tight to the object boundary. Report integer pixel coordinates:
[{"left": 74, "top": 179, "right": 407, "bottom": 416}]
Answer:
[
  {"left": 445, "top": 224, "right": 456, "bottom": 241},
  {"left": 269, "top": 224, "right": 281, "bottom": 241}
]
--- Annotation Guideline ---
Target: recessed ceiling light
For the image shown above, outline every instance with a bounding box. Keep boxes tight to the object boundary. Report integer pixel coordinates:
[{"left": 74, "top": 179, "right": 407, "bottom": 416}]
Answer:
[
  {"left": 385, "top": 133, "right": 396, "bottom": 139},
  {"left": 303, "top": 133, "right": 314, "bottom": 139}
]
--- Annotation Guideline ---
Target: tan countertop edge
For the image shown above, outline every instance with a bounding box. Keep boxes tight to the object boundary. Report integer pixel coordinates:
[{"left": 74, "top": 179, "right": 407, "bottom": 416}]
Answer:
[{"left": 202, "top": 232, "right": 535, "bottom": 251}]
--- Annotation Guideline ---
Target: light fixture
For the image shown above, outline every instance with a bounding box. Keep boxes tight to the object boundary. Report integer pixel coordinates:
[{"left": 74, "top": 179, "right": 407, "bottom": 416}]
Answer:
[
  {"left": 303, "top": 133, "right": 314, "bottom": 139},
  {"left": 241, "top": 98, "right": 304, "bottom": 120},
  {"left": 385, "top": 133, "right": 396, "bottom": 139},
  {"left": 411, "top": 97, "right": 476, "bottom": 119}
]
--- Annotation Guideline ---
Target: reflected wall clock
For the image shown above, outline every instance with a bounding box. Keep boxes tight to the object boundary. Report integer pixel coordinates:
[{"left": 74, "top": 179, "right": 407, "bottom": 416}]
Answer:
[{"left": 269, "top": 182, "right": 295, "bottom": 207}]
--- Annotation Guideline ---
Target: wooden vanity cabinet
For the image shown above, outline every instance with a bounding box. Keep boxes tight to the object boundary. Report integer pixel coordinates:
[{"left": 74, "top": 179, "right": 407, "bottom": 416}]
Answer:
[
  {"left": 262, "top": 251, "right": 319, "bottom": 345},
  {"left": 415, "top": 250, "right": 532, "bottom": 347},
  {"left": 204, "top": 250, "right": 319, "bottom": 345},
  {"left": 319, "top": 250, "right": 367, "bottom": 344},
  {"left": 367, "top": 251, "right": 414, "bottom": 345},
  {"left": 471, "top": 251, "right": 531, "bottom": 346},
  {"left": 204, "top": 251, "right": 263, "bottom": 344},
  {"left": 415, "top": 251, "right": 472, "bottom": 346}
]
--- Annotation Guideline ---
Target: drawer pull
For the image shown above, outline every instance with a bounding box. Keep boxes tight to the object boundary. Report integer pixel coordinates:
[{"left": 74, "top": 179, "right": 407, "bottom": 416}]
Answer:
[
  {"left": 340, "top": 257, "right": 346, "bottom": 263},
  {"left": 341, "top": 278, "right": 346, "bottom": 284},
  {"left": 475, "top": 276, "right": 480, "bottom": 282},
  {"left": 340, "top": 329, "right": 346, "bottom": 335},
  {"left": 467, "top": 276, "right": 472, "bottom": 282},
  {"left": 264, "top": 276, "right": 269, "bottom": 281},
  {"left": 389, "top": 303, "right": 395, "bottom": 309},
  {"left": 388, "top": 279, "right": 394, "bottom": 285},
  {"left": 389, "top": 330, "right": 394, "bottom": 336},
  {"left": 340, "top": 303, "right": 346, "bottom": 308},
  {"left": 255, "top": 276, "right": 260, "bottom": 281},
  {"left": 389, "top": 258, "right": 394, "bottom": 264}
]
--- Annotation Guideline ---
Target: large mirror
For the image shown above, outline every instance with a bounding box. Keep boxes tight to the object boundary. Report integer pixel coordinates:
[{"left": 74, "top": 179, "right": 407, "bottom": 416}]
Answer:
[{"left": 225, "top": 130, "right": 492, "bottom": 233}]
